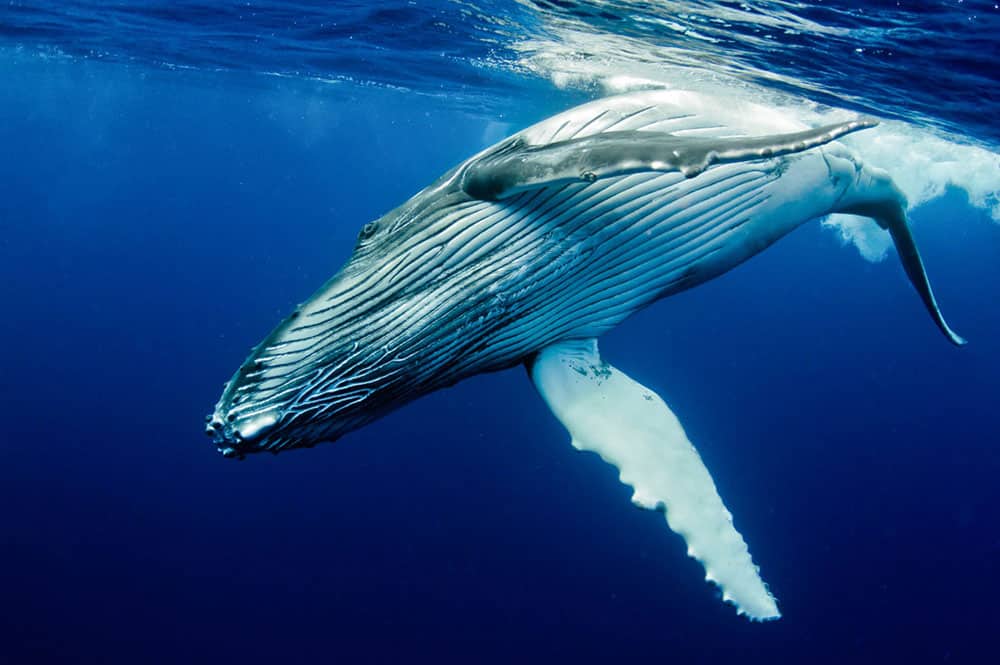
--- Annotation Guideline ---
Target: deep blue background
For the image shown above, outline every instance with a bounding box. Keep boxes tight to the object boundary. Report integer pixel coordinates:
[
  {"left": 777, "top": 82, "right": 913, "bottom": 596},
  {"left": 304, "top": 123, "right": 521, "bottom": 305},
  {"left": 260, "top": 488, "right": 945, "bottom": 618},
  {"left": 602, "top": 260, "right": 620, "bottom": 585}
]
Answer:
[{"left": 2, "top": 56, "right": 999, "bottom": 664}]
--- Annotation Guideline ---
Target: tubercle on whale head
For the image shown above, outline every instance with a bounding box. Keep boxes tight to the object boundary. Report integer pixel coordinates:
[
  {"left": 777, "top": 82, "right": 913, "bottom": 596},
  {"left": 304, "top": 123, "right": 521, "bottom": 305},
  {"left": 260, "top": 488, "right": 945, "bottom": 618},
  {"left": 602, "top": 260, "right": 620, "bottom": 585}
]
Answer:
[
  {"left": 205, "top": 283, "right": 398, "bottom": 459},
  {"left": 203, "top": 246, "right": 380, "bottom": 457},
  {"left": 205, "top": 399, "right": 286, "bottom": 460}
]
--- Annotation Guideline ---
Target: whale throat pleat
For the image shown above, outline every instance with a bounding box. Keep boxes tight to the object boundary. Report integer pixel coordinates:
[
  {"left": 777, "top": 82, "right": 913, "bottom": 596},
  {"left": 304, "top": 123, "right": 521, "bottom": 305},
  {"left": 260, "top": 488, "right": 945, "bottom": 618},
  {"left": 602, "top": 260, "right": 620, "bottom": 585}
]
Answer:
[
  {"left": 235, "top": 153, "right": 785, "bottom": 427},
  {"left": 530, "top": 339, "right": 780, "bottom": 621}
]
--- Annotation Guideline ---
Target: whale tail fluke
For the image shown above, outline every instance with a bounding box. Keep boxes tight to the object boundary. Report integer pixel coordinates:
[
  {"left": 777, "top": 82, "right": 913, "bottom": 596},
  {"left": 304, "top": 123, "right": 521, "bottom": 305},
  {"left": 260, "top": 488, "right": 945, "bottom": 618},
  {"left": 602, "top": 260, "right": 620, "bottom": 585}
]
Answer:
[
  {"left": 883, "top": 204, "right": 967, "bottom": 346},
  {"left": 835, "top": 166, "right": 966, "bottom": 346}
]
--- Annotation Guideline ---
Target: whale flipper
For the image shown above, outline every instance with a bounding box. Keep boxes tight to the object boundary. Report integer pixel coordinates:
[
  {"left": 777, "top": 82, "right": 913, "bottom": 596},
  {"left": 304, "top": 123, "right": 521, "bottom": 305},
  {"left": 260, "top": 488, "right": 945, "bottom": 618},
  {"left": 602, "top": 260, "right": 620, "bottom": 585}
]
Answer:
[
  {"left": 462, "top": 118, "right": 876, "bottom": 201},
  {"left": 529, "top": 338, "right": 780, "bottom": 621}
]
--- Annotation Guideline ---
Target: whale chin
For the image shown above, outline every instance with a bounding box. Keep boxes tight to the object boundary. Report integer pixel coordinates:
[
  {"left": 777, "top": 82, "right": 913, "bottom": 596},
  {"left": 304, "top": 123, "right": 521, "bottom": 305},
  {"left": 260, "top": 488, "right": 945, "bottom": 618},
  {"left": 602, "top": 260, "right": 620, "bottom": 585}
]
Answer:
[
  {"left": 206, "top": 387, "right": 382, "bottom": 458},
  {"left": 205, "top": 422, "right": 338, "bottom": 460}
]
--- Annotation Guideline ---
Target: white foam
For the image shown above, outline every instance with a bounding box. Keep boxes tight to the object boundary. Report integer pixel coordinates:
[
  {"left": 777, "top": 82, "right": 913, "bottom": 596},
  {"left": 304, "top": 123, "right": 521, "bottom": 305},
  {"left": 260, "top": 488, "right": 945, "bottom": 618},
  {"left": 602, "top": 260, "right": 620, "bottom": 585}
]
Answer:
[{"left": 511, "top": 22, "right": 1000, "bottom": 262}]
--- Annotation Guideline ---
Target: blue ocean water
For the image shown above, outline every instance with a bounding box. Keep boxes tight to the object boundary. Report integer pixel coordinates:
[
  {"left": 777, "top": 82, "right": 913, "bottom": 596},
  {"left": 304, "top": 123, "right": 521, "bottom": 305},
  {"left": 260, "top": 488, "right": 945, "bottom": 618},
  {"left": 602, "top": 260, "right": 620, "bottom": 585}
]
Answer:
[{"left": 1, "top": 2, "right": 999, "bottom": 663}]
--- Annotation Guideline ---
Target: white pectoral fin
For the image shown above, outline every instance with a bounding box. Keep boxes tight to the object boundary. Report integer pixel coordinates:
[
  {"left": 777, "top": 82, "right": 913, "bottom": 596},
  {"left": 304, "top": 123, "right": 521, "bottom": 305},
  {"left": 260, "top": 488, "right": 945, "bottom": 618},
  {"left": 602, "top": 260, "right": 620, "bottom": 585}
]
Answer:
[{"left": 529, "top": 339, "right": 779, "bottom": 621}]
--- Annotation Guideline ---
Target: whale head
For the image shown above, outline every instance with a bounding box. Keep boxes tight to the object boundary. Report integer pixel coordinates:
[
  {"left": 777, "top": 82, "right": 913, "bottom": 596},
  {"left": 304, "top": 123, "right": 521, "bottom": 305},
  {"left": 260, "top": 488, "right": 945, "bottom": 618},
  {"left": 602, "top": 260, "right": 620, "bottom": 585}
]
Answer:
[
  {"left": 206, "top": 183, "right": 531, "bottom": 458},
  {"left": 208, "top": 228, "right": 429, "bottom": 457}
]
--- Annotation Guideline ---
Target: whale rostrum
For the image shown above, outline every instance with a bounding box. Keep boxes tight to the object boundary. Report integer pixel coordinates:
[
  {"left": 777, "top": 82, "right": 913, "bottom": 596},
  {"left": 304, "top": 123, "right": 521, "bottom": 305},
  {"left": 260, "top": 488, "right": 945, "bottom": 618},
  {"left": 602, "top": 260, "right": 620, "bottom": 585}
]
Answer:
[{"left": 208, "top": 90, "right": 963, "bottom": 620}]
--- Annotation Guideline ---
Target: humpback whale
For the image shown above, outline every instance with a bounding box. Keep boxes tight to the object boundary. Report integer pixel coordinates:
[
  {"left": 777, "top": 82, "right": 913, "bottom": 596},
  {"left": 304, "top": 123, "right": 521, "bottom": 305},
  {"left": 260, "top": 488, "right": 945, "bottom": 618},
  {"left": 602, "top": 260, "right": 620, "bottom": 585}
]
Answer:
[{"left": 207, "top": 90, "right": 963, "bottom": 621}]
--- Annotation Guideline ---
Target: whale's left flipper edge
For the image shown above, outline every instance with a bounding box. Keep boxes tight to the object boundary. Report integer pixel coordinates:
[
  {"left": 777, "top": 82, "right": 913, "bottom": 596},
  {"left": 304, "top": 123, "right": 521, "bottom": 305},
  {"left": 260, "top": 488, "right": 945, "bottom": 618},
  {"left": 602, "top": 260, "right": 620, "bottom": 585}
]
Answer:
[
  {"left": 462, "top": 118, "right": 876, "bottom": 201},
  {"left": 529, "top": 338, "right": 780, "bottom": 621}
]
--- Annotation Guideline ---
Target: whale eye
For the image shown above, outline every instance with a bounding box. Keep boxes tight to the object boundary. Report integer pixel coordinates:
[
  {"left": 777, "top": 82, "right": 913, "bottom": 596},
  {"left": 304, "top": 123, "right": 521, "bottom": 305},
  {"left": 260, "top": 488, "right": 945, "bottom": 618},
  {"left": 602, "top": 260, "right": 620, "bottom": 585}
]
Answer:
[{"left": 358, "top": 221, "right": 379, "bottom": 243}]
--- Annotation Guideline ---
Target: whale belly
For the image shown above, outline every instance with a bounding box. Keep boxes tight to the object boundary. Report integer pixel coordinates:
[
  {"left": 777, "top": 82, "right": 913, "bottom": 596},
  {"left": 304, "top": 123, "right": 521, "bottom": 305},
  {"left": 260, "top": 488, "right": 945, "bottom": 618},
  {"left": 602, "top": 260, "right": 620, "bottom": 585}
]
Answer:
[{"left": 467, "top": 147, "right": 843, "bottom": 359}]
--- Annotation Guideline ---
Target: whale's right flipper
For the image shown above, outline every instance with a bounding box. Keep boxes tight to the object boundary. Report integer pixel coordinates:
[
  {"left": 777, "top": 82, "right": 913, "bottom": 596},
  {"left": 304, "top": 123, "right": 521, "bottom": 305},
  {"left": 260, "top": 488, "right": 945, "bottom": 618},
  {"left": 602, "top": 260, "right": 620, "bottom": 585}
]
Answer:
[
  {"left": 462, "top": 118, "right": 876, "bottom": 201},
  {"left": 529, "top": 338, "right": 780, "bottom": 621}
]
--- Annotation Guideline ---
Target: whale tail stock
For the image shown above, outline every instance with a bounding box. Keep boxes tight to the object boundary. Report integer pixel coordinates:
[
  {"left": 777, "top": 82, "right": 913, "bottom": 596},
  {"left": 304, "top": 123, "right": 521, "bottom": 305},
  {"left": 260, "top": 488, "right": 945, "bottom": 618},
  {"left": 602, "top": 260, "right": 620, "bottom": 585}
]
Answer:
[{"left": 834, "top": 167, "right": 967, "bottom": 346}]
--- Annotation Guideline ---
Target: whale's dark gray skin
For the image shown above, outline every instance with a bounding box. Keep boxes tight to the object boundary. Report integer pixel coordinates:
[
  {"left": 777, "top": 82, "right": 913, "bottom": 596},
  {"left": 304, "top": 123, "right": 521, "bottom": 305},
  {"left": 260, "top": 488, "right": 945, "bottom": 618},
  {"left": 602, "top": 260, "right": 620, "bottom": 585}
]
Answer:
[{"left": 207, "top": 90, "right": 963, "bottom": 620}]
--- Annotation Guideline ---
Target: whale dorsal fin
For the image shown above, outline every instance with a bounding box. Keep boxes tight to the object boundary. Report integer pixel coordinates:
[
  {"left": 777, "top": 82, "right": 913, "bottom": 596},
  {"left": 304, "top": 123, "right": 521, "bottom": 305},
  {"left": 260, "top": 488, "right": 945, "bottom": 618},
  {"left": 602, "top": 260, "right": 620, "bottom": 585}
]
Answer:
[
  {"left": 462, "top": 119, "right": 876, "bottom": 201},
  {"left": 529, "top": 338, "right": 780, "bottom": 621}
]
